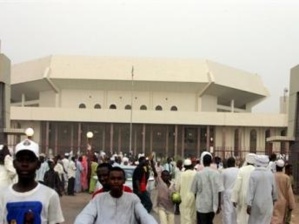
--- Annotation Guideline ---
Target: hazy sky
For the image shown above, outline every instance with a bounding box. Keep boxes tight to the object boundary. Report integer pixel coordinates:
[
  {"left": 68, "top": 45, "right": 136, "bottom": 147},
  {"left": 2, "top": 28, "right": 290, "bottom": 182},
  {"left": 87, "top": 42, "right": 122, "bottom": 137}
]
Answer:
[{"left": 1, "top": 0, "right": 298, "bottom": 113}]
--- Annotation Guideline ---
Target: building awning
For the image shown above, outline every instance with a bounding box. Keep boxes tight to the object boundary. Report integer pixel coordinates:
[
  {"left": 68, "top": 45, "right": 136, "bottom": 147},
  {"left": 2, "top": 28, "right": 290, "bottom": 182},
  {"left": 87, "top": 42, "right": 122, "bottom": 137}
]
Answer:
[
  {"left": 266, "top": 136, "right": 295, "bottom": 142},
  {"left": 1, "top": 128, "right": 25, "bottom": 134}
]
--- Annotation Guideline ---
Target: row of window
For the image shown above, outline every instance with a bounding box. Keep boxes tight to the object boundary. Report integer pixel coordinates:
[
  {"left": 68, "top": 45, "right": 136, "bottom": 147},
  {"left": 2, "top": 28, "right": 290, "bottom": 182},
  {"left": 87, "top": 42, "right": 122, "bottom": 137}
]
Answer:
[{"left": 79, "top": 103, "right": 178, "bottom": 111}]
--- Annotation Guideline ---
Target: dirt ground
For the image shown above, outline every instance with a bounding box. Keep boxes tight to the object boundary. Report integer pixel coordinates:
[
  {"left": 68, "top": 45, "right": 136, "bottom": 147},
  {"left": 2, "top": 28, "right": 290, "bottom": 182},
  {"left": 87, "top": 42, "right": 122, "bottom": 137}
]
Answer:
[{"left": 60, "top": 192, "right": 299, "bottom": 224}]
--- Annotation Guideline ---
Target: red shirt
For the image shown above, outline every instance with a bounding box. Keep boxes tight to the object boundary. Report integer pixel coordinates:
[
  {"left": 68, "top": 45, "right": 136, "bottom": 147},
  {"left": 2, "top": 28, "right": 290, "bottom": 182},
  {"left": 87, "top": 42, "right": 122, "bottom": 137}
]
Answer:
[{"left": 92, "top": 185, "right": 132, "bottom": 198}]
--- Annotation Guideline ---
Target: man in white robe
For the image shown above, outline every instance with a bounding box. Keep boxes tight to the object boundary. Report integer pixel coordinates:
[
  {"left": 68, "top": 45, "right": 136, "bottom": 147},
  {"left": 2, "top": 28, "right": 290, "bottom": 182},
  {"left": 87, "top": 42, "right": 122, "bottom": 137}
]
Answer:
[
  {"left": 74, "top": 166, "right": 157, "bottom": 224},
  {"left": 176, "top": 158, "right": 197, "bottom": 224},
  {"left": 221, "top": 157, "right": 239, "bottom": 224},
  {"left": 246, "top": 155, "right": 277, "bottom": 224},
  {"left": 231, "top": 153, "right": 255, "bottom": 224}
]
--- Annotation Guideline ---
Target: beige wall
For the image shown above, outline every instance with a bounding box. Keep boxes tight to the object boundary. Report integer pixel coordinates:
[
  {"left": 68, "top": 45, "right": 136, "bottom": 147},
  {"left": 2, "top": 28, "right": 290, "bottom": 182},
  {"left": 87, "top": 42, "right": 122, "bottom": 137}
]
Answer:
[
  {"left": 288, "top": 65, "right": 299, "bottom": 138},
  {"left": 10, "top": 106, "right": 287, "bottom": 127},
  {"left": 152, "top": 91, "right": 195, "bottom": 111},
  {"left": 214, "top": 126, "right": 285, "bottom": 155},
  {"left": 201, "top": 95, "right": 217, "bottom": 112},
  {"left": 279, "top": 96, "right": 289, "bottom": 114},
  {"left": 0, "top": 54, "right": 11, "bottom": 129},
  {"left": 40, "top": 90, "right": 56, "bottom": 107},
  {"left": 54, "top": 88, "right": 198, "bottom": 111},
  {"left": 60, "top": 89, "right": 105, "bottom": 109}
]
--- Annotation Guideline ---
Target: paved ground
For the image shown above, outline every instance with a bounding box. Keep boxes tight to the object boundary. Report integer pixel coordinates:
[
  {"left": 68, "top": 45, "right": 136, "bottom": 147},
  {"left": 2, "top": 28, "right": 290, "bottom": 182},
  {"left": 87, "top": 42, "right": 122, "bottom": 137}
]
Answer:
[{"left": 61, "top": 192, "right": 299, "bottom": 224}]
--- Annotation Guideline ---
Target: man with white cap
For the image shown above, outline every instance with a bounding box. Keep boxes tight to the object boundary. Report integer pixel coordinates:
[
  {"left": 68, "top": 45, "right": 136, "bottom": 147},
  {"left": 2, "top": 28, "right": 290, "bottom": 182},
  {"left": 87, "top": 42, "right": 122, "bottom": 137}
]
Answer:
[
  {"left": 271, "top": 159, "right": 295, "bottom": 224},
  {"left": 0, "top": 139, "right": 64, "bottom": 223},
  {"left": 176, "top": 158, "right": 196, "bottom": 224},
  {"left": 246, "top": 155, "right": 277, "bottom": 224},
  {"left": 231, "top": 153, "right": 255, "bottom": 224}
]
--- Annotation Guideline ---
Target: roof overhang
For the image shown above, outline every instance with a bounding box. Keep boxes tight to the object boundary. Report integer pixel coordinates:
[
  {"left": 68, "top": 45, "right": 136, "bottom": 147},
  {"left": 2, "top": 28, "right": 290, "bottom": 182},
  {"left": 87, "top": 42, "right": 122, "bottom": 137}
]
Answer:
[
  {"left": 2, "top": 128, "right": 25, "bottom": 134},
  {"left": 266, "top": 136, "right": 295, "bottom": 142}
]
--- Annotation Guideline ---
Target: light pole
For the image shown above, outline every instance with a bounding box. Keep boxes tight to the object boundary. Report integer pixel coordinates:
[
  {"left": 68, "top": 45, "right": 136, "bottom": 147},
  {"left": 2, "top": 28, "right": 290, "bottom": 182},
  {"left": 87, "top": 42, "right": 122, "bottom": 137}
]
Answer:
[
  {"left": 129, "top": 66, "right": 134, "bottom": 156},
  {"left": 86, "top": 131, "right": 93, "bottom": 187},
  {"left": 25, "top": 127, "right": 34, "bottom": 140},
  {"left": 86, "top": 131, "right": 94, "bottom": 150}
]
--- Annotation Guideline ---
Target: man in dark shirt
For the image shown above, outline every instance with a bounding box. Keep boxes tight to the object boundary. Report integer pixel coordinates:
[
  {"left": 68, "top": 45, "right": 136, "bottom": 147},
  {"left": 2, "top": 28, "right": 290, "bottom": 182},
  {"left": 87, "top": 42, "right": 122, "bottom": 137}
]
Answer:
[
  {"left": 92, "top": 163, "right": 132, "bottom": 198},
  {"left": 44, "top": 159, "right": 62, "bottom": 196},
  {"left": 132, "top": 156, "right": 152, "bottom": 213}
]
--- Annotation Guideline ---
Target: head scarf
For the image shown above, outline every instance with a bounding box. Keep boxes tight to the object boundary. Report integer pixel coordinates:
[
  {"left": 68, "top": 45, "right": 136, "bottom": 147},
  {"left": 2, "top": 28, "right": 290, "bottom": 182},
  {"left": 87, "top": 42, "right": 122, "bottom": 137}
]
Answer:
[
  {"left": 246, "top": 153, "right": 256, "bottom": 164},
  {"left": 255, "top": 155, "right": 269, "bottom": 167},
  {"left": 241, "top": 153, "right": 255, "bottom": 167}
]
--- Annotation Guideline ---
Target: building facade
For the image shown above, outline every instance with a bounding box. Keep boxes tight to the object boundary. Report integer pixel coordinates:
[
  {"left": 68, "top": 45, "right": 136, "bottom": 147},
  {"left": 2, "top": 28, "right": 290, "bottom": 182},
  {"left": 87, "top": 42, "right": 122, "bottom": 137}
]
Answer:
[
  {"left": 7, "top": 55, "right": 288, "bottom": 159},
  {"left": 0, "top": 54, "right": 11, "bottom": 143},
  {"left": 289, "top": 65, "right": 299, "bottom": 193}
]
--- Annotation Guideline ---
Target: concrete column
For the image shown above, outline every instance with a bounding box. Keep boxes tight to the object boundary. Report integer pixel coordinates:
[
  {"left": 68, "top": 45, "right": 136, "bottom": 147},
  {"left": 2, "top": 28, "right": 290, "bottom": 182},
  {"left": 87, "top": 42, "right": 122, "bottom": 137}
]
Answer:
[
  {"left": 102, "top": 127, "right": 105, "bottom": 152},
  {"left": 45, "top": 121, "right": 49, "bottom": 154},
  {"left": 78, "top": 123, "right": 81, "bottom": 151},
  {"left": 206, "top": 126, "right": 210, "bottom": 152},
  {"left": 70, "top": 123, "right": 74, "bottom": 152},
  {"left": 110, "top": 123, "right": 113, "bottom": 155},
  {"left": 142, "top": 124, "right": 146, "bottom": 154},
  {"left": 118, "top": 126, "right": 121, "bottom": 154},
  {"left": 0, "top": 82, "right": 5, "bottom": 143},
  {"left": 197, "top": 127, "right": 200, "bottom": 158},
  {"left": 134, "top": 129, "right": 137, "bottom": 155},
  {"left": 166, "top": 126, "right": 169, "bottom": 157},
  {"left": 150, "top": 126, "right": 153, "bottom": 153},
  {"left": 54, "top": 123, "right": 58, "bottom": 155},
  {"left": 181, "top": 126, "right": 185, "bottom": 158},
  {"left": 174, "top": 125, "right": 178, "bottom": 157},
  {"left": 21, "top": 94, "right": 25, "bottom": 107},
  {"left": 222, "top": 126, "right": 226, "bottom": 158}
]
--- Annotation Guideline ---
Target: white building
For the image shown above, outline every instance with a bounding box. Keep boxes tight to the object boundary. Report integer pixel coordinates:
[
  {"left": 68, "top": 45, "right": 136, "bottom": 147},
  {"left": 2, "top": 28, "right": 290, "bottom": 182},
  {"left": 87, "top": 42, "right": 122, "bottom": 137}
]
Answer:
[{"left": 6, "top": 55, "right": 288, "bottom": 158}]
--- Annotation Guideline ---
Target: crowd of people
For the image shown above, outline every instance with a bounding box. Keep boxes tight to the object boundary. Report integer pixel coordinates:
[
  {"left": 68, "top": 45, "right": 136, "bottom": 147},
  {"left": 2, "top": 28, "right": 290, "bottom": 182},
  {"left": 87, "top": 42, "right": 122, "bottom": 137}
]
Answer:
[{"left": 0, "top": 137, "right": 297, "bottom": 224}]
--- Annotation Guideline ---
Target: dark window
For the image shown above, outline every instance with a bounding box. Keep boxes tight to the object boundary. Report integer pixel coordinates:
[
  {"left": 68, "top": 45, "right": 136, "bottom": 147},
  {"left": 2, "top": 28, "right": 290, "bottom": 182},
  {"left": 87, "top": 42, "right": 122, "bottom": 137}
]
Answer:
[
  {"left": 170, "top": 106, "right": 178, "bottom": 111},
  {"left": 110, "top": 104, "right": 117, "bottom": 109},
  {"left": 155, "top": 105, "right": 162, "bottom": 111},
  {"left": 125, "top": 105, "right": 131, "bottom": 110},
  {"left": 79, "top": 103, "right": 86, "bottom": 109},
  {"left": 140, "top": 105, "right": 147, "bottom": 110},
  {"left": 94, "top": 104, "right": 101, "bottom": 109}
]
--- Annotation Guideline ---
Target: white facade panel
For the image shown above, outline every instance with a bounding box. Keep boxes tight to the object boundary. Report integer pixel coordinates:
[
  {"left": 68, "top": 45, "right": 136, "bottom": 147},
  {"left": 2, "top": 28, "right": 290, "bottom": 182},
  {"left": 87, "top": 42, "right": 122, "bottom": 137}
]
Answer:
[
  {"left": 39, "top": 91, "right": 56, "bottom": 107},
  {"left": 201, "top": 95, "right": 217, "bottom": 112},
  {"left": 152, "top": 92, "right": 196, "bottom": 112},
  {"left": 60, "top": 89, "right": 105, "bottom": 109}
]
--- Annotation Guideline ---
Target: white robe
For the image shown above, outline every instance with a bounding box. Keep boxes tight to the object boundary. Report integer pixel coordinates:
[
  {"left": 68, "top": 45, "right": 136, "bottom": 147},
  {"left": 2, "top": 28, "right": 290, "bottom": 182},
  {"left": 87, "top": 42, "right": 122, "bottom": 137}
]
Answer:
[
  {"left": 0, "top": 155, "right": 16, "bottom": 188},
  {"left": 231, "top": 165, "right": 255, "bottom": 224},
  {"left": 221, "top": 167, "right": 239, "bottom": 224},
  {"left": 176, "top": 169, "right": 196, "bottom": 224},
  {"left": 246, "top": 167, "right": 277, "bottom": 224},
  {"left": 74, "top": 192, "right": 157, "bottom": 224}
]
